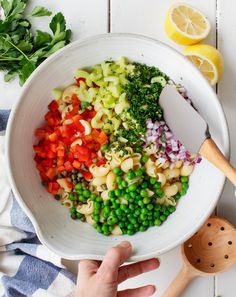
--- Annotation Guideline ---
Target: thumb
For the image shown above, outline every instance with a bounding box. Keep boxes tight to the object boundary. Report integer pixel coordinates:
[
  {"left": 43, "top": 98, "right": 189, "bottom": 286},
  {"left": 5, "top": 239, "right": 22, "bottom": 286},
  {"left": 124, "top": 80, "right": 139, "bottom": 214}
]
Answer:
[{"left": 97, "top": 241, "right": 132, "bottom": 283}]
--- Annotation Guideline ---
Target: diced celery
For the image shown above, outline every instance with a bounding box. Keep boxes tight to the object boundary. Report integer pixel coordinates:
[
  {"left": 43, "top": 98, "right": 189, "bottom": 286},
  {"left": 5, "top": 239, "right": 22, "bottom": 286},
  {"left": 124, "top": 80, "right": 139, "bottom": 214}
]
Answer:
[
  {"left": 52, "top": 88, "right": 62, "bottom": 100},
  {"left": 75, "top": 70, "right": 93, "bottom": 87},
  {"left": 107, "top": 84, "right": 121, "bottom": 98},
  {"left": 104, "top": 76, "right": 119, "bottom": 85}
]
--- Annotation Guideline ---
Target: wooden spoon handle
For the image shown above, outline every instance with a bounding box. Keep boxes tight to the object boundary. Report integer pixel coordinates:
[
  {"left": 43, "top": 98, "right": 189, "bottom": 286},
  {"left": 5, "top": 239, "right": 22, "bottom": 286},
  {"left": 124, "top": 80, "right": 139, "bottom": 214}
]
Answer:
[
  {"left": 162, "top": 265, "right": 196, "bottom": 297},
  {"left": 199, "top": 138, "right": 236, "bottom": 186}
]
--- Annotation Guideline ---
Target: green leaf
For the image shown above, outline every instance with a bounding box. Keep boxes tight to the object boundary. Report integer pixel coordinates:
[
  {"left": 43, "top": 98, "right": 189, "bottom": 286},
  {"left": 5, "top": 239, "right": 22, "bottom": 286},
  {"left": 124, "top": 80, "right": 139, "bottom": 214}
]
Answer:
[
  {"left": 49, "top": 12, "right": 66, "bottom": 35},
  {"left": 34, "top": 30, "right": 52, "bottom": 48},
  {"left": 0, "top": 0, "right": 12, "bottom": 17},
  {"left": 4, "top": 69, "right": 18, "bottom": 82},
  {"left": 43, "top": 40, "right": 66, "bottom": 58},
  {"left": 30, "top": 6, "right": 52, "bottom": 17},
  {"left": 19, "top": 58, "right": 36, "bottom": 85},
  {"left": 17, "top": 40, "right": 33, "bottom": 52}
]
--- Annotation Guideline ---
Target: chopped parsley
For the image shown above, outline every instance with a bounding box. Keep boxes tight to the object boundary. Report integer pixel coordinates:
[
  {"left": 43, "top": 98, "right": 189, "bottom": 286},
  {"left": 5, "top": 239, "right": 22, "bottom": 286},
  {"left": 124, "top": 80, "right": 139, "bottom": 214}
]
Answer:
[{"left": 123, "top": 62, "right": 169, "bottom": 126}]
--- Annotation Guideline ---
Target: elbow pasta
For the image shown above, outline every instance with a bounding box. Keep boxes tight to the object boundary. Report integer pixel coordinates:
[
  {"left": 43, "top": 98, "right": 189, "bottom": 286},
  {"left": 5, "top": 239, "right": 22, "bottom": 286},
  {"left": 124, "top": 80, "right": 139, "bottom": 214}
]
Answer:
[
  {"left": 76, "top": 200, "right": 94, "bottom": 215},
  {"left": 89, "top": 164, "right": 111, "bottom": 177},
  {"left": 106, "top": 171, "right": 116, "bottom": 190}
]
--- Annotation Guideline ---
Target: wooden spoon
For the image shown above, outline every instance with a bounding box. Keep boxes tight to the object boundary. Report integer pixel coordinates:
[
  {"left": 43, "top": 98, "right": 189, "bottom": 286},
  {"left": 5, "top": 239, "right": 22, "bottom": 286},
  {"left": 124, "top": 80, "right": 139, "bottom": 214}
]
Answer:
[{"left": 163, "top": 216, "right": 236, "bottom": 297}]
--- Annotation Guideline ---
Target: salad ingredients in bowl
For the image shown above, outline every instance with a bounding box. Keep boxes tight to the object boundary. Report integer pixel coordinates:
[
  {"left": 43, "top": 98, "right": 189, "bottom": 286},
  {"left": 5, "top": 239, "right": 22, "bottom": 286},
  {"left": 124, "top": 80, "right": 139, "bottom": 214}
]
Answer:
[{"left": 33, "top": 57, "right": 201, "bottom": 236}]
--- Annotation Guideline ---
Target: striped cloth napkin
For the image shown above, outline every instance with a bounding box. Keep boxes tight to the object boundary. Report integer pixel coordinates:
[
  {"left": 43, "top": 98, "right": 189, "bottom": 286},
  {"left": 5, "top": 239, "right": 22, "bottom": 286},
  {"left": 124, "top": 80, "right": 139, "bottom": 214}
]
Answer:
[{"left": 0, "top": 110, "right": 76, "bottom": 297}]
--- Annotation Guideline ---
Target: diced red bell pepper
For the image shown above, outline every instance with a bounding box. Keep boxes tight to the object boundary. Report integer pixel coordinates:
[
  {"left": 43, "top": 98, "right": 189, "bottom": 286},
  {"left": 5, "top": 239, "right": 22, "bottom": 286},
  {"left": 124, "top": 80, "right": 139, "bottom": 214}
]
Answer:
[
  {"left": 45, "top": 168, "right": 57, "bottom": 180},
  {"left": 72, "top": 160, "right": 81, "bottom": 170},
  {"left": 64, "top": 161, "right": 73, "bottom": 172},
  {"left": 75, "top": 77, "right": 86, "bottom": 86},
  {"left": 80, "top": 170, "right": 92, "bottom": 181},
  {"left": 48, "top": 100, "right": 59, "bottom": 112},
  {"left": 47, "top": 182, "right": 60, "bottom": 195}
]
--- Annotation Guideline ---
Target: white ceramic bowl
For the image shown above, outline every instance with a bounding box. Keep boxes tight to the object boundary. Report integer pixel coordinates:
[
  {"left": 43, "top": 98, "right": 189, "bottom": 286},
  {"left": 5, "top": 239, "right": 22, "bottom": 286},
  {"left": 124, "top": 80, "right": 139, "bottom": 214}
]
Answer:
[{"left": 6, "top": 34, "right": 229, "bottom": 261}]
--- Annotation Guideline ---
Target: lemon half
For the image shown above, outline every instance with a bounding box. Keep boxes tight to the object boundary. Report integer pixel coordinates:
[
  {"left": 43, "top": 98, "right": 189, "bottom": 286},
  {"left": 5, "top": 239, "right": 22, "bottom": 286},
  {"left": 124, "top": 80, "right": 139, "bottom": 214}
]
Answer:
[
  {"left": 183, "top": 44, "right": 223, "bottom": 85},
  {"left": 165, "top": 2, "right": 211, "bottom": 45}
]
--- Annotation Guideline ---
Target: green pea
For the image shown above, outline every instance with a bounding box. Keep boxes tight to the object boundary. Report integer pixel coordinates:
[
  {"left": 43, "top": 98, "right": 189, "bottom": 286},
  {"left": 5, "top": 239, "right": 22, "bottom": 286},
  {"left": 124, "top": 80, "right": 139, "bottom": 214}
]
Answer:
[
  {"left": 122, "top": 180, "right": 128, "bottom": 187},
  {"left": 96, "top": 196, "right": 103, "bottom": 202},
  {"left": 124, "top": 194, "right": 130, "bottom": 200},
  {"left": 102, "top": 212, "right": 110, "bottom": 219},
  {"left": 127, "top": 229, "right": 134, "bottom": 235},
  {"left": 90, "top": 193, "right": 97, "bottom": 201},
  {"left": 138, "top": 200, "right": 144, "bottom": 207},
  {"left": 135, "top": 209, "right": 141, "bottom": 216},
  {"left": 118, "top": 184, "right": 123, "bottom": 190},
  {"left": 76, "top": 189, "right": 83, "bottom": 195},
  {"left": 174, "top": 192, "right": 181, "bottom": 200},
  {"left": 128, "top": 184, "right": 137, "bottom": 192},
  {"left": 70, "top": 207, "right": 76, "bottom": 214},
  {"left": 104, "top": 230, "right": 110, "bottom": 236},
  {"left": 139, "top": 226, "right": 147, "bottom": 232},
  {"left": 103, "top": 206, "right": 110, "bottom": 214},
  {"left": 127, "top": 171, "right": 135, "bottom": 180},
  {"left": 118, "top": 221, "right": 125, "bottom": 228},
  {"left": 116, "top": 176, "right": 123, "bottom": 184},
  {"left": 109, "top": 190, "right": 116, "bottom": 198},
  {"left": 96, "top": 225, "right": 102, "bottom": 233},
  {"left": 120, "top": 204, "right": 127, "bottom": 211},
  {"left": 112, "top": 202, "right": 120, "bottom": 209},
  {"left": 182, "top": 182, "right": 189, "bottom": 190},
  {"left": 143, "top": 197, "right": 151, "bottom": 204},
  {"left": 168, "top": 206, "right": 176, "bottom": 213},
  {"left": 78, "top": 196, "right": 86, "bottom": 202},
  {"left": 180, "top": 176, "right": 189, "bottom": 183},
  {"left": 83, "top": 189, "right": 91, "bottom": 198},
  {"left": 104, "top": 200, "right": 111, "bottom": 206},
  {"left": 160, "top": 214, "right": 167, "bottom": 222},
  {"left": 141, "top": 181, "right": 148, "bottom": 189},
  {"left": 93, "top": 209, "right": 100, "bottom": 215},
  {"left": 140, "top": 189, "right": 148, "bottom": 197},
  {"left": 180, "top": 189, "right": 187, "bottom": 196},
  {"left": 129, "top": 198, "right": 134, "bottom": 203},
  {"left": 154, "top": 219, "right": 162, "bottom": 226},
  {"left": 101, "top": 144, "right": 108, "bottom": 152},
  {"left": 135, "top": 169, "right": 143, "bottom": 177},
  {"left": 130, "top": 192, "right": 136, "bottom": 198},
  {"left": 76, "top": 212, "right": 83, "bottom": 219},
  {"left": 147, "top": 204, "right": 153, "bottom": 210},
  {"left": 74, "top": 183, "right": 82, "bottom": 191},
  {"left": 68, "top": 193, "right": 75, "bottom": 201},
  {"left": 149, "top": 177, "right": 157, "bottom": 185},
  {"left": 127, "top": 224, "right": 134, "bottom": 230},
  {"left": 129, "top": 204, "right": 135, "bottom": 211},
  {"left": 115, "top": 189, "right": 122, "bottom": 197},
  {"left": 94, "top": 202, "right": 101, "bottom": 209},
  {"left": 122, "top": 228, "right": 128, "bottom": 234},
  {"left": 149, "top": 220, "right": 154, "bottom": 227},
  {"left": 92, "top": 214, "right": 100, "bottom": 222},
  {"left": 142, "top": 220, "right": 149, "bottom": 227},
  {"left": 113, "top": 167, "right": 122, "bottom": 175},
  {"left": 154, "top": 182, "right": 161, "bottom": 189},
  {"left": 141, "top": 155, "right": 148, "bottom": 163},
  {"left": 154, "top": 210, "right": 160, "bottom": 218},
  {"left": 140, "top": 213, "right": 147, "bottom": 221},
  {"left": 155, "top": 204, "right": 161, "bottom": 211},
  {"left": 155, "top": 189, "right": 164, "bottom": 197},
  {"left": 116, "top": 209, "right": 123, "bottom": 216}
]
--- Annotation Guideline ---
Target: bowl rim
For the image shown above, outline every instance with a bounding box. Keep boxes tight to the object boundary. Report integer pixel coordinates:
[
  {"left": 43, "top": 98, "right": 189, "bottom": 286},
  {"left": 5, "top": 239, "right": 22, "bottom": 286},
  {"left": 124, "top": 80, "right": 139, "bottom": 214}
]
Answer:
[{"left": 5, "top": 33, "right": 230, "bottom": 261}]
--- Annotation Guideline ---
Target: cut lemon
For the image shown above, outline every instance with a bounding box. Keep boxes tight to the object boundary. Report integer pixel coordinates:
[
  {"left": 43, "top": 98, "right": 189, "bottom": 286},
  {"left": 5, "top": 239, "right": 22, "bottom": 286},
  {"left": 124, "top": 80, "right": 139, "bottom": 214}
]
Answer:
[
  {"left": 164, "top": 2, "right": 211, "bottom": 45},
  {"left": 183, "top": 44, "right": 223, "bottom": 85}
]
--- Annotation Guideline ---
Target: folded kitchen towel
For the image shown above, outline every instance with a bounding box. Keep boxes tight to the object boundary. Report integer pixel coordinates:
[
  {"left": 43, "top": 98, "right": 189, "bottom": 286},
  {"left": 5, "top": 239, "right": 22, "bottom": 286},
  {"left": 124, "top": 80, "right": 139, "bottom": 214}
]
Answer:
[{"left": 0, "top": 110, "right": 76, "bottom": 297}]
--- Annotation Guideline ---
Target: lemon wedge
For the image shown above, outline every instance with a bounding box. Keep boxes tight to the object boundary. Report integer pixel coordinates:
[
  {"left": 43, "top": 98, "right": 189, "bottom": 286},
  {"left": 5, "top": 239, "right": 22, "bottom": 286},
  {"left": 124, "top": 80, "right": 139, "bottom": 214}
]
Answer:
[
  {"left": 183, "top": 44, "right": 223, "bottom": 85},
  {"left": 165, "top": 2, "right": 211, "bottom": 45}
]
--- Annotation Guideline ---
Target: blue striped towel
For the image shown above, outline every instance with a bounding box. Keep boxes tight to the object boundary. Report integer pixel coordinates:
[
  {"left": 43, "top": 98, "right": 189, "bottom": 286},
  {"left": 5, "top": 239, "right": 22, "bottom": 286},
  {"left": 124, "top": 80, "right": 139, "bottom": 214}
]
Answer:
[{"left": 0, "top": 110, "right": 76, "bottom": 297}]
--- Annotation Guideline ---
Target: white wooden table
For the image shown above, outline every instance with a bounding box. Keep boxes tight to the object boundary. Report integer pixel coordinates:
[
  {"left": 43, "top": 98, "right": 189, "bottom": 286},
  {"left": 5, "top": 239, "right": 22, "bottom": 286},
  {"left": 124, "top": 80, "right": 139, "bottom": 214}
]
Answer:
[{"left": 1, "top": 1, "right": 236, "bottom": 296}]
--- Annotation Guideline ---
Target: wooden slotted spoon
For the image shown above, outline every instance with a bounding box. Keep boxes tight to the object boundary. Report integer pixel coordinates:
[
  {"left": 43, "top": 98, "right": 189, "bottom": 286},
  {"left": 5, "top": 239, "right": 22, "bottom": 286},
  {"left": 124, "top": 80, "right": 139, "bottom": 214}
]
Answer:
[{"left": 163, "top": 216, "right": 236, "bottom": 297}]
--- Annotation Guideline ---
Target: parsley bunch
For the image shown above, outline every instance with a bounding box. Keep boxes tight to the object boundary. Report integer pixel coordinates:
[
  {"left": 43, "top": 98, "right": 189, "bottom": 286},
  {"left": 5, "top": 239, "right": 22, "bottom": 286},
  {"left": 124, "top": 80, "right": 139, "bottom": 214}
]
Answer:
[{"left": 0, "top": 0, "right": 71, "bottom": 85}]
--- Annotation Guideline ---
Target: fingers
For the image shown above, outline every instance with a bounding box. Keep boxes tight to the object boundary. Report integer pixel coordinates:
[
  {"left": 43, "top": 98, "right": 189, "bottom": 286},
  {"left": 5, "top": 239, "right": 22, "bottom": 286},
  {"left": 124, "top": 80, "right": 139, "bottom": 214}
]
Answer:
[
  {"left": 117, "top": 285, "right": 156, "bottom": 297},
  {"left": 97, "top": 241, "right": 132, "bottom": 283},
  {"left": 78, "top": 260, "right": 100, "bottom": 277},
  {"left": 118, "top": 258, "right": 160, "bottom": 284}
]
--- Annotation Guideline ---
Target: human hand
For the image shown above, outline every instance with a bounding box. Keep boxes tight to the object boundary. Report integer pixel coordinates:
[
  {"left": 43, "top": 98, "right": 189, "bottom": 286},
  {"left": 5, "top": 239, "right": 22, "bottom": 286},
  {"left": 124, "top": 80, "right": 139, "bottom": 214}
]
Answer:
[{"left": 75, "top": 241, "right": 160, "bottom": 297}]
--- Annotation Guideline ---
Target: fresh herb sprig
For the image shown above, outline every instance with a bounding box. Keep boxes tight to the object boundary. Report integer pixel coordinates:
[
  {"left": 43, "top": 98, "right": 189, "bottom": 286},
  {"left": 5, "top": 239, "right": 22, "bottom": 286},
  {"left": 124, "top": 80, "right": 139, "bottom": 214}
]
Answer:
[
  {"left": 124, "top": 63, "right": 169, "bottom": 125},
  {"left": 0, "top": 0, "right": 71, "bottom": 85}
]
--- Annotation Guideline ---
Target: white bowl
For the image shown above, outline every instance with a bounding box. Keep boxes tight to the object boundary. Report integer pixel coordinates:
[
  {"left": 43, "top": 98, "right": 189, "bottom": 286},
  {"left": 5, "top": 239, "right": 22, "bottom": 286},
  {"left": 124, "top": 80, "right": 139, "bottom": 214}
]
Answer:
[{"left": 6, "top": 34, "right": 229, "bottom": 261}]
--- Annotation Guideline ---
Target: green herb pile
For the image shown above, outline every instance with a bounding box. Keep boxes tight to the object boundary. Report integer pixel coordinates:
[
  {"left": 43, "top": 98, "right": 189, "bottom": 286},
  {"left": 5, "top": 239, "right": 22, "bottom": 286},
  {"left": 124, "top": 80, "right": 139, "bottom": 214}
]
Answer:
[
  {"left": 0, "top": 0, "right": 71, "bottom": 85},
  {"left": 124, "top": 63, "right": 168, "bottom": 125}
]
